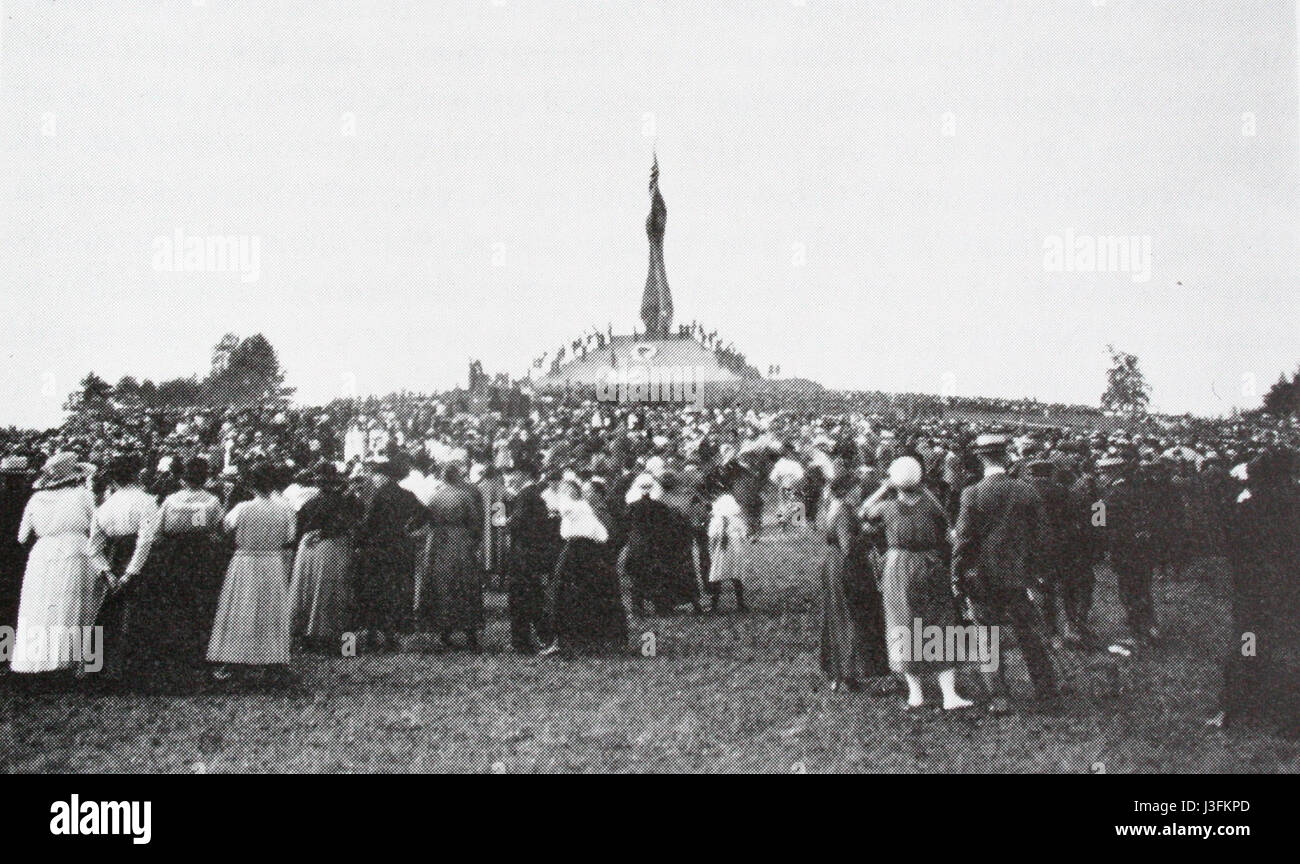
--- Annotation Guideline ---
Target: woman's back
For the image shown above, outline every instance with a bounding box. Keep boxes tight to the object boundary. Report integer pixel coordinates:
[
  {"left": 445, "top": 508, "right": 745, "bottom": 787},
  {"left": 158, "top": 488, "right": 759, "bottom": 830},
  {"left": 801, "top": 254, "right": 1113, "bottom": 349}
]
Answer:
[
  {"left": 229, "top": 497, "right": 295, "bottom": 552},
  {"left": 22, "top": 487, "right": 94, "bottom": 540},
  {"left": 870, "top": 495, "right": 943, "bottom": 551}
]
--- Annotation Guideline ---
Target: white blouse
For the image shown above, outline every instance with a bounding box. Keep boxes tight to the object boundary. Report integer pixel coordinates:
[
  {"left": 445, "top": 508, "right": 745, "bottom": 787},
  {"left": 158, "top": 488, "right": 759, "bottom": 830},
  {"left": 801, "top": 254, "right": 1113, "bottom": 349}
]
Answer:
[{"left": 557, "top": 497, "right": 608, "bottom": 543}]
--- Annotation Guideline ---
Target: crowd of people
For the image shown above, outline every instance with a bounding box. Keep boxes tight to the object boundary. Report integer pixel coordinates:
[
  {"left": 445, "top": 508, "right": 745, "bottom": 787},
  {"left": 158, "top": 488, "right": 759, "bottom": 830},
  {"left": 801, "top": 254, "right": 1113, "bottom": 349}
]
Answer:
[{"left": 0, "top": 391, "right": 1297, "bottom": 736}]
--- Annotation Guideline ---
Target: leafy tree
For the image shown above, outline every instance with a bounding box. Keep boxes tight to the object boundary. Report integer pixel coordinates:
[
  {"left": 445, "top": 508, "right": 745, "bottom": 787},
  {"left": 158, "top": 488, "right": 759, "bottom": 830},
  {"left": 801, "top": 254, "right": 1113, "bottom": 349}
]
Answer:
[
  {"left": 1261, "top": 368, "right": 1299, "bottom": 418},
  {"left": 155, "top": 376, "right": 203, "bottom": 407},
  {"left": 63, "top": 371, "right": 114, "bottom": 416},
  {"left": 1100, "top": 344, "right": 1151, "bottom": 417},
  {"left": 202, "top": 333, "right": 293, "bottom": 407},
  {"left": 113, "top": 375, "right": 143, "bottom": 407},
  {"left": 211, "top": 332, "right": 240, "bottom": 375}
]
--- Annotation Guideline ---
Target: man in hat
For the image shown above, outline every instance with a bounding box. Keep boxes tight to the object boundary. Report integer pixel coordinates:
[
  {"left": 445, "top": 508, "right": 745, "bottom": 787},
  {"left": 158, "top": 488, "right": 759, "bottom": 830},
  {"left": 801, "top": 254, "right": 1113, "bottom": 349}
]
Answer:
[
  {"left": 952, "top": 433, "right": 1060, "bottom": 713},
  {"left": 1060, "top": 459, "right": 1103, "bottom": 647},
  {"left": 1024, "top": 458, "right": 1070, "bottom": 642},
  {"left": 1096, "top": 452, "right": 1160, "bottom": 645},
  {"left": 502, "top": 459, "right": 559, "bottom": 653}
]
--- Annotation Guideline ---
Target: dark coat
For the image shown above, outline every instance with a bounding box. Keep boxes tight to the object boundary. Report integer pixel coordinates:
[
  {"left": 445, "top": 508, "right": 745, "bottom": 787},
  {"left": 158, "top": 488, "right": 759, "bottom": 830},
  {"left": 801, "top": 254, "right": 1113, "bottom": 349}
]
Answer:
[
  {"left": 951, "top": 471, "right": 1045, "bottom": 600},
  {"left": 423, "top": 481, "right": 484, "bottom": 631},
  {"left": 1029, "top": 474, "right": 1070, "bottom": 565},
  {"left": 623, "top": 496, "right": 696, "bottom": 608},
  {"left": 1098, "top": 475, "right": 1154, "bottom": 566},
  {"left": 505, "top": 484, "right": 561, "bottom": 577},
  {"left": 355, "top": 479, "right": 428, "bottom": 631},
  {"left": 1222, "top": 486, "right": 1300, "bottom": 722},
  {"left": 0, "top": 472, "right": 34, "bottom": 628}
]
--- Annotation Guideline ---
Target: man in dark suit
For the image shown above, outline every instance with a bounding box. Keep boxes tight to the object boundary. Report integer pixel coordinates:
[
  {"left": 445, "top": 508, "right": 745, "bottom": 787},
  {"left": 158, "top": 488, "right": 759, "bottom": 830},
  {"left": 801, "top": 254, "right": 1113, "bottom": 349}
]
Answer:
[
  {"left": 1097, "top": 454, "right": 1159, "bottom": 645},
  {"left": 503, "top": 461, "right": 559, "bottom": 653},
  {"left": 1061, "top": 465, "right": 1103, "bottom": 646},
  {"left": 1025, "top": 459, "right": 1070, "bottom": 640},
  {"left": 952, "top": 434, "right": 1059, "bottom": 713}
]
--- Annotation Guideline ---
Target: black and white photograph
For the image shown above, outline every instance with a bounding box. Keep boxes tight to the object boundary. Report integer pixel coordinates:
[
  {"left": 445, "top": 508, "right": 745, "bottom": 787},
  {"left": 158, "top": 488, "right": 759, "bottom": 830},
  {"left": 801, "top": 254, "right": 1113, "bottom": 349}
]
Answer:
[{"left": 0, "top": 0, "right": 1297, "bottom": 799}]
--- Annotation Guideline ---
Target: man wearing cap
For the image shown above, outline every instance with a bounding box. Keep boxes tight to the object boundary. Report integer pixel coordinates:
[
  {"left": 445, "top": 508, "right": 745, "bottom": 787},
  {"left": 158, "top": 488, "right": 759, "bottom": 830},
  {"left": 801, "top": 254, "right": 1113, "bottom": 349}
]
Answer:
[
  {"left": 952, "top": 433, "right": 1059, "bottom": 713},
  {"left": 1096, "top": 453, "right": 1160, "bottom": 645}
]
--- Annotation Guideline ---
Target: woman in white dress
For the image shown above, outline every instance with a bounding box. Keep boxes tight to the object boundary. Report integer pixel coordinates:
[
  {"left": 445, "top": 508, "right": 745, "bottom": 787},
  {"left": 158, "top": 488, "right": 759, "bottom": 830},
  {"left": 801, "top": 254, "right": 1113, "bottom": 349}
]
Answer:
[
  {"left": 207, "top": 462, "right": 296, "bottom": 682},
  {"left": 706, "top": 482, "right": 750, "bottom": 612},
  {"left": 12, "top": 453, "right": 99, "bottom": 676}
]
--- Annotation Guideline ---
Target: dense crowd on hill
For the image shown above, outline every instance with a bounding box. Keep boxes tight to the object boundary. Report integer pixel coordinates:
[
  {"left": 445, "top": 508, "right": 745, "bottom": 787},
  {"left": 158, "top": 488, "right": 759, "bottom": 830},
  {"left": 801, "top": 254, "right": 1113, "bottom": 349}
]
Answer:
[{"left": 0, "top": 388, "right": 1297, "bottom": 735}]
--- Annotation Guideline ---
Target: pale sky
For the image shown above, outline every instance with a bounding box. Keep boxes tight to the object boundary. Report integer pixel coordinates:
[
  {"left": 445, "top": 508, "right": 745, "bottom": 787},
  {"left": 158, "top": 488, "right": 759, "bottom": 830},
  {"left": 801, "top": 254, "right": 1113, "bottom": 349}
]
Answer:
[{"left": 2, "top": 0, "right": 1297, "bottom": 429}]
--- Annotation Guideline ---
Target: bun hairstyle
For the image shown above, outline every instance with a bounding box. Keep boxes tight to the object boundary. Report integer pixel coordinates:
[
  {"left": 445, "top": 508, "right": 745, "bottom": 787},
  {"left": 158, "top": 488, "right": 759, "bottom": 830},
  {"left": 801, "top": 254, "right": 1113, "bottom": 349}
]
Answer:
[
  {"left": 247, "top": 460, "right": 280, "bottom": 495},
  {"left": 106, "top": 454, "right": 143, "bottom": 487},
  {"left": 183, "top": 457, "right": 210, "bottom": 487},
  {"left": 828, "top": 471, "right": 859, "bottom": 499},
  {"left": 888, "top": 456, "right": 924, "bottom": 491}
]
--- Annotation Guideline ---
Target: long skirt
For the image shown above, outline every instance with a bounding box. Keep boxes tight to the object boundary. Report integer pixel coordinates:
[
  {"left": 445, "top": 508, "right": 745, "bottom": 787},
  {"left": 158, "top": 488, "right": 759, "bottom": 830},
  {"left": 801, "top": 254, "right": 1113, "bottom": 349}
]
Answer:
[
  {"left": 553, "top": 538, "right": 627, "bottom": 652},
  {"left": 206, "top": 550, "right": 291, "bottom": 665},
  {"left": 625, "top": 537, "right": 696, "bottom": 611},
  {"left": 355, "top": 541, "right": 415, "bottom": 634},
  {"left": 879, "top": 548, "right": 955, "bottom": 673},
  {"left": 421, "top": 525, "right": 484, "bottom": 632},
  {"left": 132, "top": 532, "right": 226, "bottom": 678},
  {"left": 11, "top": 533, "right": 100, "bottom": 673},
  {"left": 819, "top": 541, "right": 890, "bottom": 683},
  {"left": 707, "top": 532, "right": 749, "bottom": 583},
  {"left": 290, "top": 532, "right": 355, "bottom": 641}
]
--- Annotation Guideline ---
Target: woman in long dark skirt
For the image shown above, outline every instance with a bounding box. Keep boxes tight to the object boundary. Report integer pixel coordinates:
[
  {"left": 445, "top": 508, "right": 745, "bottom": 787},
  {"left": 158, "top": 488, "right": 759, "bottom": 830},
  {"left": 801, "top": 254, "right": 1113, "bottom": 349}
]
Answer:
[
  {"left": 818, "top": 473, "right": 890, "bottom": 691},
  {"left": 542, "top": 480, "right": 626, "bottom": 656},
  {"left": 133, "top": 457, "right": 226, "bottom": 690}
]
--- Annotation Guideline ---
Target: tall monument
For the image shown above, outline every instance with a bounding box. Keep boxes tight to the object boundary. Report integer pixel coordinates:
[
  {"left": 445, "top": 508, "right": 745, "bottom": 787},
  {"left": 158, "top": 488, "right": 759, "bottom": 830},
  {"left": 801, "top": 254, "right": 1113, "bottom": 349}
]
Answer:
[
  {"left": 640, "top": 155, "right": 673, "bottom": 337},
  {"left": 533, "top": 156, "right": 762, "bottom": 393}
]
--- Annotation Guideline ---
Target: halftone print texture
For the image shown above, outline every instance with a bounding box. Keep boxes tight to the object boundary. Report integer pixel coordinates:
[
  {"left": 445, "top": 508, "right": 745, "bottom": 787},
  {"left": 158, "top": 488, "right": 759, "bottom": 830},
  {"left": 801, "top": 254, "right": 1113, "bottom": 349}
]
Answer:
[{"left": 0, "top": 1, "right": 1298, "bottom": 775}]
